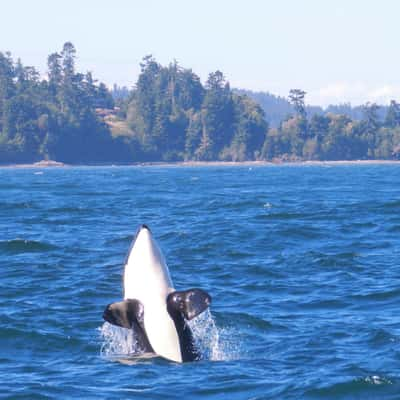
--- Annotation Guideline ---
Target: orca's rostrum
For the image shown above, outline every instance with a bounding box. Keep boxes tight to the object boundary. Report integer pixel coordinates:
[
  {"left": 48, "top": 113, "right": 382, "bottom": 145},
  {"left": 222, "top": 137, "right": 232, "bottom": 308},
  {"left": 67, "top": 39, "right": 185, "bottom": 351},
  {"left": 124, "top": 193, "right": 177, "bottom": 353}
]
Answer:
[{"left": 103, "top": 225, "right": 211, "bottom": 363}]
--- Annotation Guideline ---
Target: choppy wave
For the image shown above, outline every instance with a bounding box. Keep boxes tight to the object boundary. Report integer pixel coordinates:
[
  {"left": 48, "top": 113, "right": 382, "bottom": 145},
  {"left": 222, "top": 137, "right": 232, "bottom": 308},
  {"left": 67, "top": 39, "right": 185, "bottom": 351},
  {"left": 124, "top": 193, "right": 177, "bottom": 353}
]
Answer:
[
  {"left": 0, "top": 238, "right": 59, "bottom": 253},
  {"left": 307, "top": 375, "right": 394, "bottom": 398},
  {"left": 0, "top": 200, "right": 36, "bottom": 210}
]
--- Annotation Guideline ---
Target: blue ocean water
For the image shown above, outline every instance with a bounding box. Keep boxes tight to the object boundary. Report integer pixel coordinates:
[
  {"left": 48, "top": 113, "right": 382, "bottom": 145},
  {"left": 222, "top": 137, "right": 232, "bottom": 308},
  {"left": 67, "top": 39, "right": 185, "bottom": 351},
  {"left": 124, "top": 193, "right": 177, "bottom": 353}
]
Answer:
[{"left": 1, "top": 164, "right": 400, "bottom": 399}]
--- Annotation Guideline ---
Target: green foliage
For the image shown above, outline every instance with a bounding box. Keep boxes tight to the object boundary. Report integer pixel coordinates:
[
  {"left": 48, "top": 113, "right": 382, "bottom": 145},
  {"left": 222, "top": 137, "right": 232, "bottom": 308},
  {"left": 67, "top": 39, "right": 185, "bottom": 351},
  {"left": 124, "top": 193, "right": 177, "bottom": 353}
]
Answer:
[
  {"left": 384, "top": 100, "right": 400, "bottom": 128},
  {"left": 184, "top": 110, "right": 203, "bottom": 160},
  {"left": 0, "top": 44, "right": 124, "bottom": 164},
  {"left": 289, "top": 89, "right": 307, "bottom": 118},
  {"left": 259, "top": 89, "right": 400, "bottom": 162},
  {"left": 226, "top": 95, "right": 267, "bottom": 161},
  {"left": 126, "top": 57, "right": 205, "bottom": 160},
  {"left": 126, "top": 62, "right": 267, "bottom": 162},
  {"left": 1, "top": 46, "right": 400, "bottom": 164},
  {"left": 197, "top": 71, "right": 234, "bottom": 160}
]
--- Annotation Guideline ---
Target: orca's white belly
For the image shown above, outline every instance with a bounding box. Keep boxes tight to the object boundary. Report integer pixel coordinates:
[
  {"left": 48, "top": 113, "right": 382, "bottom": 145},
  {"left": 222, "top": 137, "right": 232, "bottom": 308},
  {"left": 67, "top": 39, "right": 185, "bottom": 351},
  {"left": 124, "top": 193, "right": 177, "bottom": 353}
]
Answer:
[
  {"left": 123, "top": 227, "right": 182, "bottom": 362},
  {"left": 142, "top": 295, "right": 181, "bottom": 362}
]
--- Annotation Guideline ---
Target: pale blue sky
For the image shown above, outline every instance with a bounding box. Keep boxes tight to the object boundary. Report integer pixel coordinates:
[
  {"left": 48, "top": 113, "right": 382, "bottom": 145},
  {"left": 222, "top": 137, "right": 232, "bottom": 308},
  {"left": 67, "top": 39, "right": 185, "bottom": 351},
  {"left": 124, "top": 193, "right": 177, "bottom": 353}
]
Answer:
[{"left": 2, "top": 0, "right": 399, "bottom": 106}]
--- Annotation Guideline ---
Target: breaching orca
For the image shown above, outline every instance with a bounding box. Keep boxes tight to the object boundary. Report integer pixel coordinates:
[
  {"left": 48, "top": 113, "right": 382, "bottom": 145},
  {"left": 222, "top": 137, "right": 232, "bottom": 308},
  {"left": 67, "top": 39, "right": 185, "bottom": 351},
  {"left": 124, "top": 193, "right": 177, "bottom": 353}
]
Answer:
[{"left": 103, "top": 224, "right": 211, "bottom": 363}]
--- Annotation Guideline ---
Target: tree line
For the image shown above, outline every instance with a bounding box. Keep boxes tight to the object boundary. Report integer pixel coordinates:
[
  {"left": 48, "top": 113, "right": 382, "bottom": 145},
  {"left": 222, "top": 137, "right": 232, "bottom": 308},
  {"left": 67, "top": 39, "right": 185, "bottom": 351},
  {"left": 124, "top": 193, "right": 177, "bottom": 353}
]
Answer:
[
  {"left": 1, "top": 42, "right": 400, "bottom": 164},
  {"left": 263, "top": 90, "right": 400, "bottom": 161},
  {"left": 0, "top": 43, "right": 128, "bottom": 163}
]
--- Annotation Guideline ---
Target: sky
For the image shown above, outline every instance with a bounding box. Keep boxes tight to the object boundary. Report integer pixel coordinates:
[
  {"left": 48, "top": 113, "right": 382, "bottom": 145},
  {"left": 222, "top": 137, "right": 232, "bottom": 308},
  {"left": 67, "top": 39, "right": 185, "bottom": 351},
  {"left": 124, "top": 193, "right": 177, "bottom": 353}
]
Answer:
[{"left": 1, "top": 0, "right": 400, "bottom": 107}]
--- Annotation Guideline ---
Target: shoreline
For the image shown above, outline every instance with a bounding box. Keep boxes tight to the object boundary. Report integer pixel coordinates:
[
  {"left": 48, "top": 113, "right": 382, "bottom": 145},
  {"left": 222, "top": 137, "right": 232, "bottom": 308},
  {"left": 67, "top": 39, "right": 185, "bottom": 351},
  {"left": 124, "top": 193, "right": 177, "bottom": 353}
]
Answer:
[{"left": 0, "top": 159, "right": 400, "bottom": 168}]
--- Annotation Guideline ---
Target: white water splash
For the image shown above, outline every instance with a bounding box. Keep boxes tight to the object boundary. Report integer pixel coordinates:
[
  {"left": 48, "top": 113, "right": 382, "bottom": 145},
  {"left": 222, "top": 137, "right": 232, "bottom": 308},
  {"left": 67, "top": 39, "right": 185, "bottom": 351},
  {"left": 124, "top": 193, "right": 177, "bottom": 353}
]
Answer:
[
  {"left": 100, "top": 310, "right": 240, "bottom": 362},
  {"left": 188, "top": 309, "right": 229, "bottom": 361},
  {"left": 364, "top": 375, "right": 392, "bottom": 385},
  {"left": 100, "top": 323, "right": 140, "bottom": 357}
]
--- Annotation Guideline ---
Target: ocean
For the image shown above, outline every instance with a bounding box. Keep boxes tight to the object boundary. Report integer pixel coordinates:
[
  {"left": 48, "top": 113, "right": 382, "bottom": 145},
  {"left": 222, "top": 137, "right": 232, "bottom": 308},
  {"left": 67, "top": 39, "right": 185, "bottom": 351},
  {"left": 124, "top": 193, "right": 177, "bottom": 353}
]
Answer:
[{"left": 1, "top": 164, "right": 400, "bottom": 399}]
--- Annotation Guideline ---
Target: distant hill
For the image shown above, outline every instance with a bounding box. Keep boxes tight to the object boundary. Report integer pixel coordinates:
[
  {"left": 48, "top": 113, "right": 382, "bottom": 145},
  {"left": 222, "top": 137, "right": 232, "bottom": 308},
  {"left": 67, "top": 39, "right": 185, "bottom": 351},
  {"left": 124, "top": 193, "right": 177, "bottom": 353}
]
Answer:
[
  {"left": 234, "top": 89, "right": 291, "bottom": 127},
  {"left": 235, "top": 89, "right": 388, "bottom": 127},
  {"left": 111, "top": 84, "right": 131, "bottom": 101}
]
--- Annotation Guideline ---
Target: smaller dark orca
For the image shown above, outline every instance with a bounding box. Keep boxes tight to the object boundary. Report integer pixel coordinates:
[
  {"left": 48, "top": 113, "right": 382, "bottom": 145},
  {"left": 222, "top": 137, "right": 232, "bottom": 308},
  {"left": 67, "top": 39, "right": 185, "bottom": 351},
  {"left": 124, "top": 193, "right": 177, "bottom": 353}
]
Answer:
[{"left": 103, "top": 225, "right": 211, "bottom": 362}]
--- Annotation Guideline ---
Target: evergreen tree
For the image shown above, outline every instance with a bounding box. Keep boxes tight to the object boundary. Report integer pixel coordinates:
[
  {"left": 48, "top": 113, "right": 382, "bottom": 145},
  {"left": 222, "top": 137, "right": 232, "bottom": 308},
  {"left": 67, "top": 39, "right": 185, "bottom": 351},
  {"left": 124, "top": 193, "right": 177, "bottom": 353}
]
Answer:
[
  {"left": 224, "top": 95, "right": 267, "bottom": 161},
  {"left": 185, "top": 110, "right": 203, "bottom": 160},
  {"left": 289, "top": 89, "right": 308, "bottom": 139},
  {"left": 385, "top": 100, "right": 400, "bottom": 128},
  {"left": 197, "top": 71, "right": 234, "bottom": 160},
  {"left": 47, "top": 52, "right": 62, "bottom": 98},
  {"left": 0, "top": 52, "right": 15, "bottom": 134},
  {"left": 289, "top": 89, "right": 307, "bottom": 118}
]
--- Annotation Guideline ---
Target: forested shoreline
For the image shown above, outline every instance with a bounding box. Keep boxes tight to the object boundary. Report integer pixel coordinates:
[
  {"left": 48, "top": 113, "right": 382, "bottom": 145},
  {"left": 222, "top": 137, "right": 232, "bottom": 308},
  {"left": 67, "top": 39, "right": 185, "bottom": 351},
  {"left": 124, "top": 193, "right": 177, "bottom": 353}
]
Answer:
[{"left": 1, "top": 42, "right": 400, "bottom": 164}]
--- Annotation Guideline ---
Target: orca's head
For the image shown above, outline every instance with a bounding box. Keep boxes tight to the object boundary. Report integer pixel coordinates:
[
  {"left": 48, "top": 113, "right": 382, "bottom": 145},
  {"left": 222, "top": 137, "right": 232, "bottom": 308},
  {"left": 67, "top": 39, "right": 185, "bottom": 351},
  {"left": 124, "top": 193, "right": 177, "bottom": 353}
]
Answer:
[
  {"left": 125, "top": 224, "right": 167, "bottom": 268},
  {"left": 135, "top": 223, "right": 151, "bottom": 239},
  {"left": 133, "top": 223, "right": 152, "bottom": 243},
  {"left": 124, "top": 224, "right": 153, "bottom": 264},
  {"left": 123, "top": 224, "right": 174, "bottom": 299},
  {"left": 138, "top": 223, "right": 151, "bottom": 233}
]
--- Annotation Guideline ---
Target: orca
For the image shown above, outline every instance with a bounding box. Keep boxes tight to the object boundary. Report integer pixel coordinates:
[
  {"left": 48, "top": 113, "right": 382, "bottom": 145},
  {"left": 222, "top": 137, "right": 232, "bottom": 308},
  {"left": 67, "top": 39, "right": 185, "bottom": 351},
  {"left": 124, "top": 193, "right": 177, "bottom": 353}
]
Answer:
[{"left": 103, "top": 224, "right": 211, "bottom": 363}]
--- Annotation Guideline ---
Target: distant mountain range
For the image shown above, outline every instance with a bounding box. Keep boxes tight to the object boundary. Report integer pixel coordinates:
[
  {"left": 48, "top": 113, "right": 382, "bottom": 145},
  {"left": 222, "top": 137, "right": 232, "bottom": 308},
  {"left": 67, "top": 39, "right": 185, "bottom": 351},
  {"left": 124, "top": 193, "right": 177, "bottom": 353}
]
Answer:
[{"left": 234, "top": 89, "right": 388, "bottom": 127}]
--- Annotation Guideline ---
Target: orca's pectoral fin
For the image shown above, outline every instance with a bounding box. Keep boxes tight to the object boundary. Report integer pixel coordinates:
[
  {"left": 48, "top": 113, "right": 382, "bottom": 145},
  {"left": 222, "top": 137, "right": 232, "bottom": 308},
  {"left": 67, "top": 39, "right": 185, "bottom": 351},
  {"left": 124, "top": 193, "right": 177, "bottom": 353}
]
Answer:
[
  {"left": 167, "top": 289, "right": 212, "bottom": 320},
  {"left": 103, "top": 299, "right": 154, "bottom": 353},
  {"left": 103, "top": 299, "right": 143, "bottom": 329}
]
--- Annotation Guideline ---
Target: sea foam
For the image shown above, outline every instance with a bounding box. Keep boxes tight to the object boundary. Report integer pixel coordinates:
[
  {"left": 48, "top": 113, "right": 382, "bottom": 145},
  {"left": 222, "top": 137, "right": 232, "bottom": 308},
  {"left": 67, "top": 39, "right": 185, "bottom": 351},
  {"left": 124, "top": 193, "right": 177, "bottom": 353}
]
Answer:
[{"left": 100, "top": 309, "right": 239, "bottom": 362}]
